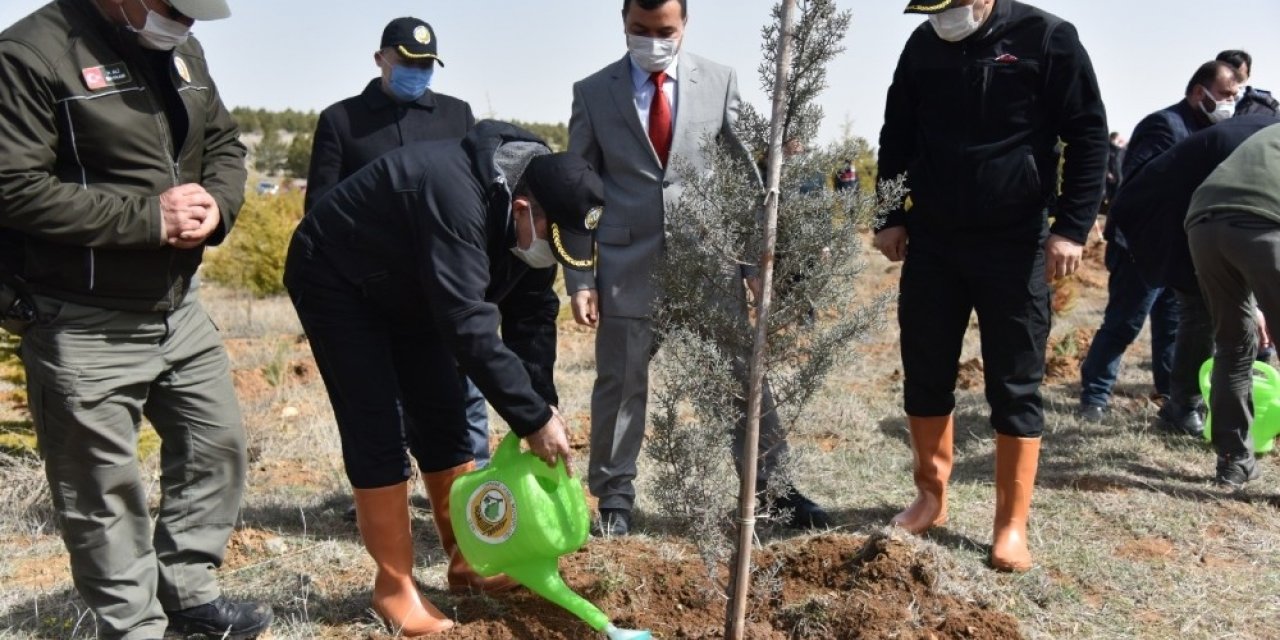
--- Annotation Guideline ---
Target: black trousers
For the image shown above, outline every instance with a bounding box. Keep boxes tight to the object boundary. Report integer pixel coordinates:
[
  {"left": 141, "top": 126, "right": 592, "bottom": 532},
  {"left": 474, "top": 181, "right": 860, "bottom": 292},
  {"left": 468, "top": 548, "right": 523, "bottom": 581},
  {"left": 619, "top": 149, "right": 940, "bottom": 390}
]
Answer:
[
  {"left": 284, "top": 236, "right": 472, "bottom": 488},
  {"left": 898, "top": 230, "right": 1051, "bottom": 438}
]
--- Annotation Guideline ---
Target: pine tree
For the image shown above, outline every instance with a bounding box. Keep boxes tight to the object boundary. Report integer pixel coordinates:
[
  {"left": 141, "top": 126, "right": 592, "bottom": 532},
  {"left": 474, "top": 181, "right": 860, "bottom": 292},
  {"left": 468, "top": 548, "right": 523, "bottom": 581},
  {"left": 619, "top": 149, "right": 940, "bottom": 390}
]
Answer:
[{"left": 644, "top": 0, "right": 906, "bottom": 601}]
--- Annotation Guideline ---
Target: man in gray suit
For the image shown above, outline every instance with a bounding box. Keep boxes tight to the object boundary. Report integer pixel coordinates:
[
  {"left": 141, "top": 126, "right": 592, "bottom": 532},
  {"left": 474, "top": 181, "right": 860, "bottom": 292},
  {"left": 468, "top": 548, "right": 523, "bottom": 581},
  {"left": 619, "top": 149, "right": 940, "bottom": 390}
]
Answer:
[{"left": 567, "top": 0, "right": 830, "bottom": 535}]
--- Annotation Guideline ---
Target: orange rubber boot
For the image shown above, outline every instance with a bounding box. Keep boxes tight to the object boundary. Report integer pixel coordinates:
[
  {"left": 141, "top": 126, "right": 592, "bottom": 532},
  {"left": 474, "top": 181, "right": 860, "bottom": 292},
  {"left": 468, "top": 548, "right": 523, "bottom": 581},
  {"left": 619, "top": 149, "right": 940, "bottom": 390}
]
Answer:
[
  {"left": 990, "top": 434, "right": 1041, "bottom": 572},
  {"left": 352, "top": 482, "right": 454, "bottom": 636},
  {"left": 891, "top": 415, "right": 954, "bottom": 534},
  {"left": 422, "top": 462, "right": 520, "bottom": 594}
]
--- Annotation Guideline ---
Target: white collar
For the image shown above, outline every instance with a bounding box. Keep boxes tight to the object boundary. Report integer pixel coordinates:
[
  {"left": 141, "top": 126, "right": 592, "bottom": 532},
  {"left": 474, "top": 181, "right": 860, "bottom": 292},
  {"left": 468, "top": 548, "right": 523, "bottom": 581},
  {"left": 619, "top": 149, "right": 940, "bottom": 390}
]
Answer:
[{"left": 629, "top": 55, "right": 680, "bottom": 90}]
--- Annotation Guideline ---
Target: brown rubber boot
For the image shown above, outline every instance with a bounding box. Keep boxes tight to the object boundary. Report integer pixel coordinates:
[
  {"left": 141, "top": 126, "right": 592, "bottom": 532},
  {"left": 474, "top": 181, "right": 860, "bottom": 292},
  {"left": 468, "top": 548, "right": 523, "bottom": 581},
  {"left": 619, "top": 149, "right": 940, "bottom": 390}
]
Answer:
[
  {"left": 352, "top": 482, "right": 454, "bottom": 636},
  {"left": 891, "top": 415, "right": 954, "bottom": 534},
  {"left": 422, "top": 462, "right": 520, "bottom": 594},
  {"left": 990, "top": 434, "right": 1041, "bottom": 572}
]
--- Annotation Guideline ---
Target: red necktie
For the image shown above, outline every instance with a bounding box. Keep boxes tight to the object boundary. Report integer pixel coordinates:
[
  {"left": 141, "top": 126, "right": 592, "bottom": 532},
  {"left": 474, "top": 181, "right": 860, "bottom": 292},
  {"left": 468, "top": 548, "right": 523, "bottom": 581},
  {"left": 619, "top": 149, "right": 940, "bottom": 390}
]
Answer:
[{"left": 649, "top": 71, "right": 672, "bottom": 168}]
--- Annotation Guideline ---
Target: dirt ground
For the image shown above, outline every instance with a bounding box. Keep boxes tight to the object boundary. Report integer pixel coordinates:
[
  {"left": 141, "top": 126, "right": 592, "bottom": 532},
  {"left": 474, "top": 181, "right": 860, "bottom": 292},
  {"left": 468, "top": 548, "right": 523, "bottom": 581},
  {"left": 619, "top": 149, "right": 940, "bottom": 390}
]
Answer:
[
  {"left": 423, "top": 534, "right": 1019, "bottom": 640},
  {"left": 3, "top": 229, "right": 1279, "bottom": 639}
]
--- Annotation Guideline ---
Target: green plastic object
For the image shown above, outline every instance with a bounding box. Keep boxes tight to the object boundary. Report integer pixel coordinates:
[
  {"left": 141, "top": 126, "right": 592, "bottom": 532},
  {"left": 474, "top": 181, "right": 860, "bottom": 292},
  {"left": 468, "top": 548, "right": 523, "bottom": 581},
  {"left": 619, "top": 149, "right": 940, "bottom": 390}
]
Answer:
[
  {"left": 1198, "top": 358, "right": 1280, "bottom": 454},
  {"left": 450, "top": 433, "right": 652, "bottom": 640}
]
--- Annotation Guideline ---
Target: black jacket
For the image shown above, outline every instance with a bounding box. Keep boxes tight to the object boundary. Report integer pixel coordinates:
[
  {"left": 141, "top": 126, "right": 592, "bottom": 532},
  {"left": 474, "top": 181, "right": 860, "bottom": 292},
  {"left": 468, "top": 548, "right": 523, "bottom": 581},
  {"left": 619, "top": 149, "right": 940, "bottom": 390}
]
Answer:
[
  {"left": 1121, "top": 101, "right": 1205, "bottom": 181},
  {"left": 304, "top": 79, "right": 474, "bottom": 212},
  {"left": 878, "top": 0, "right": 1108, "bottom": 244},
  {"left": 1104, "top": 142, "right": 1124, "bottom": 199},
  {"left": 1236, "top": 86, "right": 1279, "bottom": 118},
  {"left": 1109, "top": 114, "right": 1280, "bottom": 293},
  {"left": 288, "top": 121, "right": 558, "bottom": 436},
  {"left": 1103, "top": 100, "right": 1207, "bottom": 244},
  {"left": 0, "top": 0, "right": 246, "bottom": 311}
]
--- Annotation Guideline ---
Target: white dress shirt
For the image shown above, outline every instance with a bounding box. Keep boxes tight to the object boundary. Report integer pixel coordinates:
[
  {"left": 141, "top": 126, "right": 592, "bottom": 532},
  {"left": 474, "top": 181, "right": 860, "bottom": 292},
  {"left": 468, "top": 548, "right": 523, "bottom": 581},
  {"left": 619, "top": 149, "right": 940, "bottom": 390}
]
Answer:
[{"left": 629, "top": 55, "right": 679, "bottom": 135}]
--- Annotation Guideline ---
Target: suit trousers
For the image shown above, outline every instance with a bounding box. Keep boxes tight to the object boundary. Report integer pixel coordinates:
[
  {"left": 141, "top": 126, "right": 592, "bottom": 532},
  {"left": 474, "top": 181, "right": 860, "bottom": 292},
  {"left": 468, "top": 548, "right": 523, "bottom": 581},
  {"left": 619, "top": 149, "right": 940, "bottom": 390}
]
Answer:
[
  {"left": 1170, "top": 289, "right": 1213, "bottom": 411},
  {"left": 588, "top": 314, "right": 789, "bottom": 511},
  {"left": 23, "top": 292, "right": 245, "bottom": 640},
  {"left": 898, "top": 232, "right": 1051, "bottom": 437},
  {"left": 1188, "top": 210, "right": 1280, "bottom": 458}
]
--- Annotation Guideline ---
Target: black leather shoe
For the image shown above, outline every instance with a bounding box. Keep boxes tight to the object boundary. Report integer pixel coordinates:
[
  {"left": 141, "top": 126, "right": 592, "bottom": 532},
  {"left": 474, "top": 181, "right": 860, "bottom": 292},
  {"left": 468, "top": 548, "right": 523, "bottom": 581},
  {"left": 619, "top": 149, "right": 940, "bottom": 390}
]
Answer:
[
  {"left": 165, "top": 596, "right": 273, "bottom": 639},
  {"left": 1157, "top": 401, "right": 1205, "bottom": 438},
  {"left": 592, "top": 508, "right": 632, "bottom": 537},
  {"left": 772, "top": 489, "right": 833, "bottom": 530},
  {"left": 1077, "top": 403, "right": 1107, "bottom": 423},
  {"left": 1215, "top": 453, "right": 1261, "bottom": 488}
]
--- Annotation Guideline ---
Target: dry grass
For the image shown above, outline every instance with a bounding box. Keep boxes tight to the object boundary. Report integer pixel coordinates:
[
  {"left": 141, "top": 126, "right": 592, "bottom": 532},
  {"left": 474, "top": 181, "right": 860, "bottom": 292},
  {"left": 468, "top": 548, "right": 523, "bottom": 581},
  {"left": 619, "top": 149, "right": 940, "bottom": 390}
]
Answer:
[{"left": 2, "top": 245, "right": 1279, "bottom": 638}]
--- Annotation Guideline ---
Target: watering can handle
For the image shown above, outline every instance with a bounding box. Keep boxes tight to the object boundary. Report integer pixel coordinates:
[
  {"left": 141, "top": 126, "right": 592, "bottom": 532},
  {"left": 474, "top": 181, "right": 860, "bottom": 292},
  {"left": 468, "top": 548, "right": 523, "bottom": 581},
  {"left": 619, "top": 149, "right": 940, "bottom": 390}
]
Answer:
[
  {"left": 492, "top": 432, "right": 570, "bottom": 487},
  {"left": 492, "top": 432, "right": 523, "bottom": 467}
]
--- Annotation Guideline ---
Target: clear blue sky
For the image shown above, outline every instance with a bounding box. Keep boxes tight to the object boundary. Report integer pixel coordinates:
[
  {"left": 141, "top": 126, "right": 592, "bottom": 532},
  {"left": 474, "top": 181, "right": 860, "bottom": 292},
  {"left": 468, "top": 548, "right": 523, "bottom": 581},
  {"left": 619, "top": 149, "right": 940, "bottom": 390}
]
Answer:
[{"left": 2, "top": 0, "right": 1279, "bottom": 146}]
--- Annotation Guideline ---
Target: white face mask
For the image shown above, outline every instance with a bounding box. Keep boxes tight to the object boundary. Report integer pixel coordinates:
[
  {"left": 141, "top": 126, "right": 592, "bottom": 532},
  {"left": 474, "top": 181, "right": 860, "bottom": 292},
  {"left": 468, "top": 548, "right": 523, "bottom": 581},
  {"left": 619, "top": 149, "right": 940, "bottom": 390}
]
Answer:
[
  {"left": 626, "top": 33, "right": 679, "bottom": 73},
  {"left": 511, "top": 211, "right": 558, "bottom": 269},
  {"left": 1199, "top": 86, "right": 1236, "bottom": 124},
  {"left": 125, "top": 0, "right": 192, "bottom": 50},
  {"left": 928, "top": 4, "right": 983, "bottom": 43}
]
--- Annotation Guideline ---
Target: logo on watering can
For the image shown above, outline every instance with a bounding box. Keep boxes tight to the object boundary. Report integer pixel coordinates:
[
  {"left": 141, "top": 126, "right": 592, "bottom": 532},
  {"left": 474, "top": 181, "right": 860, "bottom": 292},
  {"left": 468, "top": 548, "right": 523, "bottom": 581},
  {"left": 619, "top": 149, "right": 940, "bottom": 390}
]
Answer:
[{"left": 467, "top": 481, "right": 517, "bottom": 544}]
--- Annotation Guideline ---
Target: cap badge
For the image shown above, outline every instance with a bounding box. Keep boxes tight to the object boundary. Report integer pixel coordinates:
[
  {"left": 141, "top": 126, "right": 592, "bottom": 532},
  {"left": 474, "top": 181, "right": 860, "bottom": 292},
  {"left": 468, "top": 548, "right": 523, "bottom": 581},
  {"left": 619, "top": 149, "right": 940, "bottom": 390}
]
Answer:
[
  {"left": 414, "top": 25, "right": 431, "bottom": 45},
  {"left": 584, "top": 206, "right": 603, "bottom": 230}
]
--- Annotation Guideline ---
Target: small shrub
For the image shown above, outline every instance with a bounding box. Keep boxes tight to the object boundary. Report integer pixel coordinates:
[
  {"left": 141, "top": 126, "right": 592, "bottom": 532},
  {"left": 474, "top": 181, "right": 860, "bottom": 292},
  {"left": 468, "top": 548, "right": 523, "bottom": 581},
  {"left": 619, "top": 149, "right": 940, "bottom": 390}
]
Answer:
[{"left": 204, "top": 191, "right": 303, "bottom": 297}]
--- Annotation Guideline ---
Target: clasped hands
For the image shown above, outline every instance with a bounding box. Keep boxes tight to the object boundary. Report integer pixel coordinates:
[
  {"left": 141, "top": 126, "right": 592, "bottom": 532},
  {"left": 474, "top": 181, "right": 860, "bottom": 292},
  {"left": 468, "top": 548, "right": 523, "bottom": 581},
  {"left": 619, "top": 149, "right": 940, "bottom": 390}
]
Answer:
[{"left": 160, "top": 183, "right": 221, "bottom": 249}]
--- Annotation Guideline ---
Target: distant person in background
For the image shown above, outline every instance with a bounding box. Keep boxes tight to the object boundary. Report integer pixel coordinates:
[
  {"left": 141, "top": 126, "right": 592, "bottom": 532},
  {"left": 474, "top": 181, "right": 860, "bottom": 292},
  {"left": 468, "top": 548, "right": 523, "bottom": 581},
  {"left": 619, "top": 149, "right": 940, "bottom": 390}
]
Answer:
[
  {"left": 876, "top": 0, "right": 1108, "bottom": 573},
  {"left": 1186, "top": 123, "right": 1280, "bottom": 487},
  {"left": 1216, "top": 49, "right": 1280, "bottom": 117},
  {"left": 1079, "top": 61, "right": 1238, "bottom": 430},
  {"left": 0, "top": 0, "right": 272, "bottom": 637},
  {"left": 305, "top": 19, "right": 491, "bottom": 526},
  {"left": 833, "top": 159, "right": 859, "bottom": 193}
]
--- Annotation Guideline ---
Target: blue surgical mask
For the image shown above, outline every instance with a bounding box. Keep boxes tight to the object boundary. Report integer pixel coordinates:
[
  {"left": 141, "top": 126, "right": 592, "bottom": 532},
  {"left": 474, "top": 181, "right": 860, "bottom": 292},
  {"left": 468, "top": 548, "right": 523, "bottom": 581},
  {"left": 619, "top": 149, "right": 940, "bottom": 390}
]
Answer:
[{"left": 388, "top": 65, "right": 433, "bottom": 102}]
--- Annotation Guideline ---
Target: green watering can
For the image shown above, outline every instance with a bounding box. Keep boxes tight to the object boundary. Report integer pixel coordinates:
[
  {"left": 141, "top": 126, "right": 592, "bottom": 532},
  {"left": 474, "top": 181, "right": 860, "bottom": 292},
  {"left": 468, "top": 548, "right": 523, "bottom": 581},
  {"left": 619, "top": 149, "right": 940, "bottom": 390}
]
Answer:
[
  {"left": 449, "top": 433, "right": 651, "bottom": 640},
  {"left": 1198, "top": 358, "right": 1280, "bottom": 454}
]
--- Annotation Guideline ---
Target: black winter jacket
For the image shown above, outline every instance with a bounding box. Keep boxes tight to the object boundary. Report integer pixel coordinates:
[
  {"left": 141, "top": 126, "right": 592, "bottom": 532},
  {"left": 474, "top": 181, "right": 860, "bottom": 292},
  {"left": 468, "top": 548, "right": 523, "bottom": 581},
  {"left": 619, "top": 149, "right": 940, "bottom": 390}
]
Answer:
[
  {"left": 287, "top": 121, "right": 558, "bottom": 436},
  {"left": 304, "top": 79, "right": 474, "bottom": 212},
  {"left": 877, "top": 0, "right": 1108, "bottom": 244}
]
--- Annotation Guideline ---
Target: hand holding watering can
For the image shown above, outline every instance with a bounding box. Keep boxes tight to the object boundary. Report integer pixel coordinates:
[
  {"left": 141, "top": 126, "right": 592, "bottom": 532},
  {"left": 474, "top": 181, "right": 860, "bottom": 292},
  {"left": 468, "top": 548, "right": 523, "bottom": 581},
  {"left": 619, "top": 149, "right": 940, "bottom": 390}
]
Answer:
[{"left": 450, "top": 433, "right": 652, "bottom": 640}]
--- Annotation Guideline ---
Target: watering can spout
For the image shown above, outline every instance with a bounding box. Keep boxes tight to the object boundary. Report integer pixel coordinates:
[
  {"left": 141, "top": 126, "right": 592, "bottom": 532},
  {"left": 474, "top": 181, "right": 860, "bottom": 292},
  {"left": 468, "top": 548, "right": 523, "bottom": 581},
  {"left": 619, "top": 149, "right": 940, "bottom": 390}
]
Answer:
[{"left": 503, "top": 559, "right": 609, "bottom": 631}]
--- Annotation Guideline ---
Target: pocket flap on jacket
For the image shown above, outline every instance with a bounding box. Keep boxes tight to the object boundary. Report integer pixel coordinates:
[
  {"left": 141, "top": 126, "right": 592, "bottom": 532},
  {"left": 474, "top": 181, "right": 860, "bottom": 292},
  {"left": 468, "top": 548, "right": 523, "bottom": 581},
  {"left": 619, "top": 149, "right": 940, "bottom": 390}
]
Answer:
[{"left": 597, "top": 225, "right": 631, "bottom": 246}]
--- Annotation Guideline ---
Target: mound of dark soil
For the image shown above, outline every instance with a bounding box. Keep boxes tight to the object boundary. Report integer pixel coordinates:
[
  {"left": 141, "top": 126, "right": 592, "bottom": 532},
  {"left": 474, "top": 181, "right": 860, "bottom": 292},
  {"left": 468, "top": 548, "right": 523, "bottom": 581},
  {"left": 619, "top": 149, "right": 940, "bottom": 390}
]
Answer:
[{"left": 428, "top": 533, "right": 1020, "bottom": 640}]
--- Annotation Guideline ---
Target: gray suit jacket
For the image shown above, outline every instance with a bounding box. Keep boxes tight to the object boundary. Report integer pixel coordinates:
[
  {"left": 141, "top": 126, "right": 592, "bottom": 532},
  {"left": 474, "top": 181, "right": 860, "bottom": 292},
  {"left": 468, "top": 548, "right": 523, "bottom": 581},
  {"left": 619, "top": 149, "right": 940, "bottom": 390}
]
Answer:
[{"left": 566, "top": 52, "right": 755, "bottom": 318}]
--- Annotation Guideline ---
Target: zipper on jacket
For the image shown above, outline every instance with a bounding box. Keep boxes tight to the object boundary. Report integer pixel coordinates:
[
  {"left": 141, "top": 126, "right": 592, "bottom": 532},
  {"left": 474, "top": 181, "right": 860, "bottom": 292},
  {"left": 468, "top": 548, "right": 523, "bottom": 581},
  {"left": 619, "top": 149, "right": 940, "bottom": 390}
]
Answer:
[{"left": 139, "top": 65, "right": 182, "bottom": 308}]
